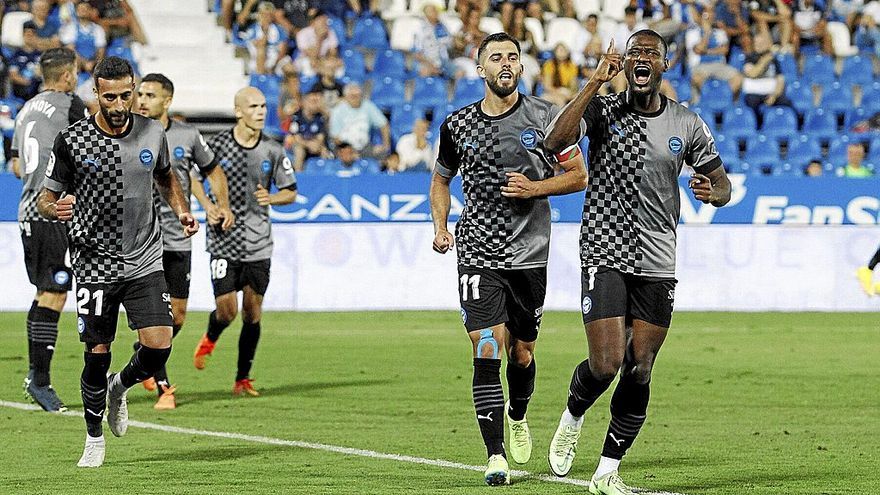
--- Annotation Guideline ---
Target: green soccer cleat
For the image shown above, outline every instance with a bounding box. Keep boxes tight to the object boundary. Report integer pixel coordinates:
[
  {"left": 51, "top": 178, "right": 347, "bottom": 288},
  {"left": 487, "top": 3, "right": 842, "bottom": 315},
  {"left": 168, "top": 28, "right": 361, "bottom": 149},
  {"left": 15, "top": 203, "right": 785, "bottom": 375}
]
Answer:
[
  {"left": 505, "top": 401, "right": 532, "bottom": 464},
  {"left": 484, "top": 454, "right": 510, "bottom": 486},
  {"left": 548, "top": 412, "right": 581, "bottom": 477},
  {"left": 588, "top": 471, "right": 635, "bottom": 495}
]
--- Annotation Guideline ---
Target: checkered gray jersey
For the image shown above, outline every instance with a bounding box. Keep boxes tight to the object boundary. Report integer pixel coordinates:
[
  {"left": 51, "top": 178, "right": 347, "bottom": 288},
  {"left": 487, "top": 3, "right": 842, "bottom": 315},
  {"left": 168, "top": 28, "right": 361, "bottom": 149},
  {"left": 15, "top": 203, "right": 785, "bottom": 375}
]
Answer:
[
  {"left": 155, "top": 120, "right": 217, "bottom": 251},
  {"left": 12, "top": 90, "right": 88, "bottom": 223},
  {"left": 44, "top": 114, "right": 171, "bottom": 284},
  {"left": 579, "top": 93, "right": 721, "bottom": 277},
  {"left": 435, "top": 95, "right": 559, "bottom": 270},
  {"left": 206, "top": 129, "right": 296, "bottom": 262}
]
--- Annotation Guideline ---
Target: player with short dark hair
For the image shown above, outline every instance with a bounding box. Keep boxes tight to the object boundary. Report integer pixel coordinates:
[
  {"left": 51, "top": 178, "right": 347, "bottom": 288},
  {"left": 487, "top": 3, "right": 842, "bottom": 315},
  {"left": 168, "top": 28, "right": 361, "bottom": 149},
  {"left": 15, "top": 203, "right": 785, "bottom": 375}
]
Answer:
[
  {"left": 135, "top": 73, "right": 235, "bottom": 409},
  {"left": 430, "top": 31, "right": 587, "bottom": 486},
  {"left": 37, "top": 56, "right": 198, "bottom": 468},
  {"left": 191, "top": 86, "right": 297, "bottom": 397},
  {"left": 12, "top": 47, "right": 88, "bottom": 413},
  {"left": 543, "top": 30, "right": 731, "bottom": 494}
]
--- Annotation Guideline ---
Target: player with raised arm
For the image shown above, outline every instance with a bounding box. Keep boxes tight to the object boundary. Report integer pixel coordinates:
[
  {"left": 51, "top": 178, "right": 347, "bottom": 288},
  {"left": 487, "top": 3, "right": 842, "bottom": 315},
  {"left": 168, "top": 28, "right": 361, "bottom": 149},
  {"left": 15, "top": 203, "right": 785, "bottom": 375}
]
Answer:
[
  {"left": 430, "top": 32, "right": 587, "bottom": 486},
  {"left": 542, "top": 33, "right": 731, "bottom": 494},
  {"left": 37, "top": 56, "right": 198, "bottom": 468},
  {"left": 12, "top": 47, "right": 88, "bottom": 412},
  {"left": 192, "top": 87, "right": 297, "bottom": 397},
  {"left": 135, "top": 73, "right": 234, "bottom": 409}
]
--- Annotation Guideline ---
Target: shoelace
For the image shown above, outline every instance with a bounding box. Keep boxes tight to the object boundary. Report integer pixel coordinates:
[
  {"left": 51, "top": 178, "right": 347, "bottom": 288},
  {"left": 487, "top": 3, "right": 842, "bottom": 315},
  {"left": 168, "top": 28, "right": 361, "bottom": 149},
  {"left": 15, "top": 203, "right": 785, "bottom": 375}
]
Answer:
[
  {"left": 509, "top": 422, "right": 529, "bottom": 447},
  {"left": 607, "top": 474, "right": 634, "bottom": 494},
  {"left": 553, "top": 427, "right": 579, "bottom": 457}
]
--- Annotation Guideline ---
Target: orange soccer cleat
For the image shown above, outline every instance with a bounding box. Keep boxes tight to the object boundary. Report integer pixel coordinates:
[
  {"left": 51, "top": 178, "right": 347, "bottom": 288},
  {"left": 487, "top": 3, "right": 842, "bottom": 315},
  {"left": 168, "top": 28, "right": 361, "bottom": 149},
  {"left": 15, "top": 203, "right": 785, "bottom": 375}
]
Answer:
[
  {"left": 232, "top": 378, "right": 260, "bottom": 397},
  {"left": 154, "top": 384, "right": 177, "bottom": 410},
  {"left": 142, "top": 377, "right": 157, "bottom": 392},
  {"left": 193, "top": 334, "right": 216, "bottom": 370}
]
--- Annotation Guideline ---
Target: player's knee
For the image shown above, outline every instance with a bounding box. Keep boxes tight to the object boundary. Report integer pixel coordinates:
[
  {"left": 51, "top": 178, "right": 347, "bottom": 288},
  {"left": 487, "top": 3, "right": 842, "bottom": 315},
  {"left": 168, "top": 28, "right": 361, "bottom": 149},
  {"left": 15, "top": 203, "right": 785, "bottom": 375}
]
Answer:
[
  {"left": 172, "top": 307, "right": 187, "bottom": 327},
  {"left": 241, "top": 307, "right": 261, "bottom": 324},
  {"left": 590, "top": 357, "right": 623, "bottom": 382},
  {"left": 508, "top": 347, "right": 533, "bottom": 368},
  {"left": 629, "top": 365, "right": 653, "bottom": 385},
  {"left": 216, "top": 303, "right": 237, "bottom": 323},
  {"left": 475, "top": 329, "right": 500, "bottom": 359},
  {"left": 85, "top": 342, "right": 110, "bottom": 354}
]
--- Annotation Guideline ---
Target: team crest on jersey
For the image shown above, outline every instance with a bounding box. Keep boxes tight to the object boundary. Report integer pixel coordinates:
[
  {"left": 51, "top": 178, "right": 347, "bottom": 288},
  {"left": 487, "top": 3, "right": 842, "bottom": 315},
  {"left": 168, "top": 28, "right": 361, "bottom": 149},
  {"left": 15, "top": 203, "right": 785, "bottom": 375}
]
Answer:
[
  {"left": 77, "top": 317, "right": 85, "bottom": 334},
  {"left": 581, "top": 296, "right": 592, "bottom": 314},
  {"left": 520, "top": 128, "right": 538, "bottom": 149},
  {"left": 174, "top": 146, "right": 185, "bottom": 159},
  {"left": 668, "top": 136, "right": 683, "bottom": 155},
  {"left": 461, "top": 308, "right": 468, "bottom": 324},
  {"left": 261, "top": 160, "right": 272, "bottom": 173},
  {"left": 140, "top": 149, "right": 154, "bottom": 165},
  {"left": 53, "top": 269, "right": 70, "bottom": 286}
]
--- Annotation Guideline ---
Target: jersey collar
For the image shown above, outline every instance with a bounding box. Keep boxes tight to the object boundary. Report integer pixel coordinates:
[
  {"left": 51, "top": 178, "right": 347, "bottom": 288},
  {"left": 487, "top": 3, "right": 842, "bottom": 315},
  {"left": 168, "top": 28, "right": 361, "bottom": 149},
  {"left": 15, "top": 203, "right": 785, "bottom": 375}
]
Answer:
[
  {"left": 623, "top": 92, "right": 667, "bottom": 118},
  {"left": 476, "top": 92, "right": 523, "bottom": 121}
]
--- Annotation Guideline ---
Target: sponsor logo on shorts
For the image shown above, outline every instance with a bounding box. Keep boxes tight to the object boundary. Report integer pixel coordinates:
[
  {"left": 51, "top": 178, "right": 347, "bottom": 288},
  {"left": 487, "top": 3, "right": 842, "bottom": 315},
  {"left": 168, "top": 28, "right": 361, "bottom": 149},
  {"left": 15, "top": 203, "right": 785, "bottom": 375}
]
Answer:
[
  {"left": 261, "top": 160, "right": 272, "bottom": 174},
  {"left": 53, "top": 270, "right": 70, "bottom": 286},
  {"left": 668, "top": 289, "right": 675, "bottom": 300},
  {"left": 534, "top": 306, "right": 544, "bottom": 318},
  {"left": 186, "top": 273, "right": 191, "bottom": 281},
  {"left": 140, "top": 149, "right": 154, "bottom": 165},
  {"left": 77, "top": 317, "right": 85, "bottom": 334},
  {"left": 581, "top": 296, "right": 592, "bottom": 314},
  {"left": 520, "top": 128, "right": 538, "bottom": 149},
  {"left": 174, "top": 146, "right": 186, "bottom": 159},
  {"left": 460, "top": 308, "right": 468, "bottom": 324},
  {"left": 668, "top": 136, "right": 683, "bottom": 155}
]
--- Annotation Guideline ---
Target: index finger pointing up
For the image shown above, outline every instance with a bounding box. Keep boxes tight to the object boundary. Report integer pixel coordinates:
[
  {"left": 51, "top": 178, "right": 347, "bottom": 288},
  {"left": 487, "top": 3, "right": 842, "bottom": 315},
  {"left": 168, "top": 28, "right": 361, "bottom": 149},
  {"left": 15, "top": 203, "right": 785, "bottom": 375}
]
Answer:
[{"left": 607, "top": 38, "right": 615, "bottom": 54}]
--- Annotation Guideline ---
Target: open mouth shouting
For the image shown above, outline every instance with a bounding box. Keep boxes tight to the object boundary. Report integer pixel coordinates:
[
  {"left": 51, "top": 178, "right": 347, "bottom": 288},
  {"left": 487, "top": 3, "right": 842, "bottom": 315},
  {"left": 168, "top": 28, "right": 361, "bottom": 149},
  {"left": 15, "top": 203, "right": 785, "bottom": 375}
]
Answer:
[
  {"left": 633, "top": 64, "right": 652, "bottom": 86},
  {"left": 498, "top": 70, "right": 514, "bottom": 84}
]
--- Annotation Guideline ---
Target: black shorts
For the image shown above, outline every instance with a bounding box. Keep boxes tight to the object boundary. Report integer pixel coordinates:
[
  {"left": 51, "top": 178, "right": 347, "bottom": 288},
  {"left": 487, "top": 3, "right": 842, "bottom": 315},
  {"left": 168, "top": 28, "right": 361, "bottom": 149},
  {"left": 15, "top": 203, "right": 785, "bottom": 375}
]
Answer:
[
  {"left": 210, "top": 257, "right": 271, "bottom": 297},
  {"left": 20, "top": 221, "right": 72, "bottom": 292},
  {"left": 163, "top": 250, "right": 192, "bottom": 299},
  {"left": 76, "top": 271, "right": 173, "bottom": 344},
  {"left": 581, "top": 267, "right": 677, "bottom": 328},
  {"left": 457, "top": 266, "right": 546, "bottom": 343}
]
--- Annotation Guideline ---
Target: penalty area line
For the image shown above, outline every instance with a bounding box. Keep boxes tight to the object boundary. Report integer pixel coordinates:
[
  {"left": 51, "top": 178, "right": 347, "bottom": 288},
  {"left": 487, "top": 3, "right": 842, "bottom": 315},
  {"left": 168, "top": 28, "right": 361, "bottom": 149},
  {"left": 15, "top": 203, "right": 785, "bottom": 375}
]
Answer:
[{"left": 0, "top": 399, "right": 686, "bottom": 494}]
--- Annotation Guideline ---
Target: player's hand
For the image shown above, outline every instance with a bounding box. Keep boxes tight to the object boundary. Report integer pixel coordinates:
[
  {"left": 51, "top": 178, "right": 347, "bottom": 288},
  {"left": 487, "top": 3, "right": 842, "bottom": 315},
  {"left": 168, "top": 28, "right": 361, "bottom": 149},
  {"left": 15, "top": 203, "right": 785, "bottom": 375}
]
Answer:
[
  {"left": 179, "top": 212, "right": 199, "bottom": 237},
  {"left": 219, "top": 206, "right": 236, "bottom": 231},
  {"left": 433, "top": 229, "right": 454, "bottom": 254},
  {"left": 501, "top": 172, "right": 539, "bottom": 199},
  {"left": 205, "top": 203, "right": 222, "bottom": 226},
  {"left": 254, "top": 184, "right": 271, "bottom": 206},
  {"left": 592, "top": 39, "right": 622, "bottom": 84},
  {"left": 689, "top": 173, "right": 715, "bottom": 204},
  {"left": 55, "top": 194, "right": 75, "bottom": 222}
]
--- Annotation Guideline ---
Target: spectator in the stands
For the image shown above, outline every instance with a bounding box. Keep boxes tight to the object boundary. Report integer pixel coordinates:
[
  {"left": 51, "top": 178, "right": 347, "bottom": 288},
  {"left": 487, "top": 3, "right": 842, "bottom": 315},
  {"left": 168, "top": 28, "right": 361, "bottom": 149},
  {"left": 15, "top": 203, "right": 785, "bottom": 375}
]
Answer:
[
  {"left": 742, "top": 32, "right": 792, "bottom": 126},
  {"left": 508, "top": 8, "right": 539, "bottom": 90},
  {"left": 9, "top": 25, "right": 43, "bottom": 100},
  {"left": 413, "top": 2, "right": 453, "bottom": 77},
  {"left": 395, "top": 119, "right": 434, "bottom": 172},
  {"left": 791, "top": 0, "right": 832, "bottom": 55},
  {"left": 804, "top": 159, "right": 824, "bottom": 177},
  {"left": 285, "top": 85, "right": 330, "bottom": 171},
  {"left": 573, "top": 13, "right": 599, "bottom": 66},
  {"left": 541, "top": 43, "right": 578, "bottom": 106},
  {"left": 92, "top": 0, "right": 148, "bottom": 46},
  {"left": 294, "top": 10, "right": 339, "bottom": 77},
  {"left": 313, "top": 57, "right": 344, "bottom": 108},
  {"left": 272, "top": 0, "right": 317, "bottom": 36},
  {"left": 244, "top": 1, "right": 288, "bottom": 74},
  {"left": 854, "top": 12, "right": 880, "bottom": 57},
  {"left": 279, "top": 73, "right": 301, "bottom": 128},
  {"left": 609, "top": 7, "right": 648, "bottom": 54},
  {"left": 715, "top": 0, "right": 754, "bottom": 54},
  {"left": 60, "top": 1, "right": 107, "bottom": 74},
  {"left": 450, "top": 7, "right": 487, "bottom": 79},
  {"left": 329, "top": 82, "right": 391, "bottom": 159},
  {"left": 336, "top": 141, "right": 359, "bottom": 169},
  {"left": 750, "top": 0, "right": 793, "bottom": 51},
  {"left": 686, "top": 7, "right": 743, "bottom": 104},
  {"left": 496, "top": 0, "right": 540, "bottom": 36},
  {"left": 24, "top": 0, "right": 62, "bottom": 51},
  {"left": 383, "top": 152, "right": 403, "bottom": 174},
  {"left": 838, "top": 143, "right": 872, "bottom": 177},
  {"left": 829, "top": 0, "right": 863, "bottom": 28}
]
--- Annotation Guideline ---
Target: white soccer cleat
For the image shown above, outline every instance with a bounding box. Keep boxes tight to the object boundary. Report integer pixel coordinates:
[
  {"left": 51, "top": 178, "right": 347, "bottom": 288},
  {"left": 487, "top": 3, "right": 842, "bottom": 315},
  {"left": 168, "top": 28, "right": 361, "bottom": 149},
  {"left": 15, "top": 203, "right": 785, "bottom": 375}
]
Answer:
[
  {"left": 548, "top": 411, "right": 582, "bottom": 477},
  {"left": 77, "top": 435, "right": 106, "bottom": 468},
  {"left": 106, "top": 373, "right": 129, "bottom": 437}
]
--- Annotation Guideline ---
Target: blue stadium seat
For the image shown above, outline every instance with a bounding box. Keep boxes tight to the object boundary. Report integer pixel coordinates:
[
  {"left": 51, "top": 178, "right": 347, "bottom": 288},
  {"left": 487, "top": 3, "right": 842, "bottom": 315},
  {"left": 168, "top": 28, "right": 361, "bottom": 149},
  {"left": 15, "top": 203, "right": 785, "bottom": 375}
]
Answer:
[
  {"left": 786, "top": 133, "right": 822, "bottom": 161},
  {"left": 390, "top": 103, "right": 419, "bottom": 143},
  {"left": 517, "top": 78, "right": 531, "bottom": 95},
  {"left": 341, "top": 48, "right": 367, "bottom": 82},
  {"left": 819, "top": 81, "right": 853, "bottom": 118},
  {"left": 370, "top": 76, "right": 405, "bottom": 110},
  {"left": 412, "top": 76, "right": 448, "bottom": 109},
  {"left": 327, "top": 15, "right": 347, "bottom": 47},
  {"left": 775, "top": 52, "right": 798, "bottom": 80},
  {"left": 729, "top": 51, "right": 747, "bottom": 71},
  {"left": 761, "top": 106, "right": 798, "bottom": 139},
  {"left": 452, "top": 78, "right": 484, "bottom": 109},
  {"left": 771, "top": 161, "right": 800, "bottom": 176},
  {"left": 784, "top": 80, "right": 814, "bottom": 115},
  {"left": 844, "top": 107, "right": 871, "bottom": 133},
  {"left": 714, "top": 134, "right": 740, "bottom": 169},
  {"left": 264, "top": 101, "right": 283, "bottom": 138},
  {"left": 721, "top": 106, "right": 757, "bottom": 142},
  {"left": 802, "top": 54, "right": 836, "bottom": 86},
  {"left": 691, "top": 105, "right": 719, "bottom": 134},
  {"left": 840, "top": 54, "right": 875, "bottom": 88},
  {"left": 671, "top": 78, "right": 691, "bottom": 104},
  {"left": 861, "top": 82, "right": 880, "bottom": 114},
  {"left": 351, "top": 16, "right": 389, "bottom": 50},
  {"left": 249, "top": 74, "right": 281, "bottom": 101},
  {"left": 827, "top": 136, "right": 852, "bottom": 167},
  {"left": 373, "top": 49, "right": 407, "bottom": 79},
  {"left": 699, "top": 79, "right": 733, "bottom": 114},
  {"left": 744, "top": 134, "right": 780, "bottom": 164},
  {"left": 803, "top": 108, "right": 838, "bottom": 141}
]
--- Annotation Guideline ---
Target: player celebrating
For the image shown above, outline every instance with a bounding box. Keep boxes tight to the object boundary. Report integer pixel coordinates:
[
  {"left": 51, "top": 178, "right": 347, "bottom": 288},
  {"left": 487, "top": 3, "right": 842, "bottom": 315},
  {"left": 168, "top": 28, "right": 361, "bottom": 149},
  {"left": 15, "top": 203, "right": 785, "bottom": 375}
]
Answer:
[
  {"left": 430, "top": 33, "right": 587, "bottom": 486},
  {"left": 37, "top": 56, "right": 198, "bottom": 468},
  {"left": 191, "top": 87, "right": 297, "bottom": 397},
  {"left": 542, "top": 32, "right": 731, "bottom": 494},
  {"left": 12, "top": 47, "right": 88, "bottom": 412},
  {"left": 135, "top": 73, "right": 234, "bottom": 410}
]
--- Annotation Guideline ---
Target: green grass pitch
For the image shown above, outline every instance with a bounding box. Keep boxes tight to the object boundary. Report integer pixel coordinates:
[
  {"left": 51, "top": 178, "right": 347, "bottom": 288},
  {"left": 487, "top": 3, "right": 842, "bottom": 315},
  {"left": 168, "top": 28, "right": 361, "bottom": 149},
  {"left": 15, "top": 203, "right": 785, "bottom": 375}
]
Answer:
[{"left": 0, "top": 311, "right": 877, "bottom": 494}]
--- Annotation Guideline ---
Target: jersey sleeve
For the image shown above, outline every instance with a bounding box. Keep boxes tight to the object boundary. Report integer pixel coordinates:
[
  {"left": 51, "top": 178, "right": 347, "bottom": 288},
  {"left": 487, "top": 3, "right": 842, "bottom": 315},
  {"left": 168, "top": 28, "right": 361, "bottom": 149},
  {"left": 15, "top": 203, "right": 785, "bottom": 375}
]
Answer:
[
  {"left": 272, "top": 149, "right": 297, "bottom": 191},
  {"left": 191, "top": 128, "right": 218, "bottom": 175},
  {"left": 44, "top": 133, "right": 74, "bottom": 193},
  {"left": 10, "top": 114, "right": 22, "bottom": 157},
  {"left": 581, "top": 98, "right": 604, "bottom": 141},
  {"left": 686, "top": 114, "right": 723, "bottom": 173},
  {"left": 153, "top": 132, "right": 172, "bottom": 177},
  {"left": 69, "top": 94, "right": 89, "bottom": 124},
  {"left": 434, "top": 118, "right": 461, "bottom": 178}
]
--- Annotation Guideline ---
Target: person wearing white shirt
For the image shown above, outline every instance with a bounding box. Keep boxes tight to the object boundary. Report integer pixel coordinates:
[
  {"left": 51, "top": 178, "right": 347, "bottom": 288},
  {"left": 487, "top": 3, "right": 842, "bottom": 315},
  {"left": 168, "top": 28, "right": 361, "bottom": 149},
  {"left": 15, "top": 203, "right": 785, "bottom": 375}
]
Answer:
[{"left": 395, "top": 119, "right": 434, "bottom": 172}]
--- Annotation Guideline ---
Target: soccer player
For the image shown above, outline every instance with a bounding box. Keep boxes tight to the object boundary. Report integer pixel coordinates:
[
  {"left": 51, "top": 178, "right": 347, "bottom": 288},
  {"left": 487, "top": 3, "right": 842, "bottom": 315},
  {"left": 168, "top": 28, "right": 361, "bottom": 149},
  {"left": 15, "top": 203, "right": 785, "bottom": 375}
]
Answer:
[
  {"left": 429, "top": 33, "right": 587, "bottom": 486},
  {"left": 135, "top": 73, "right": 234, "bottom": 410},
  {"left": 856, "top": 248, "right": 880, "bottom": 296},
  {"left": 37, "top": 56, "right": 198, "bottom": 468},
  {"left": 191, "top": 86, "right": 297, "bottom": 397},
  {"left": 542, "top": 32, "right": 731, "bottom": 494},
  {"left": 12, "top": 47, "right": 88, "bottom": 412}
]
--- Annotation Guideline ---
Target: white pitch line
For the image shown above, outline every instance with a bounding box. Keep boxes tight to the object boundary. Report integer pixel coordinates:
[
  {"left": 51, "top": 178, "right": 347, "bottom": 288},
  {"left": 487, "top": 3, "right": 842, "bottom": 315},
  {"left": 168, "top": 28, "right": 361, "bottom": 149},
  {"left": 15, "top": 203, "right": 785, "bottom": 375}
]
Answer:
[{"left": 0, "top": 400, "right": 686, "bottom": 494}]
